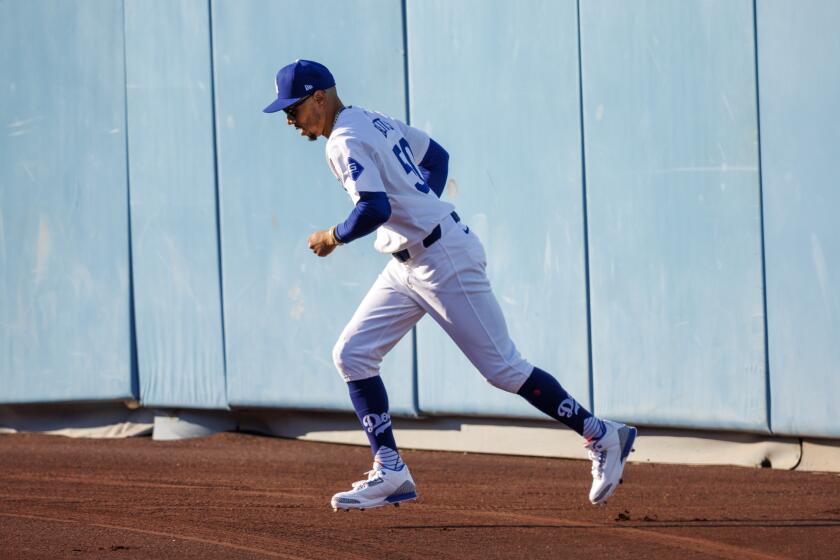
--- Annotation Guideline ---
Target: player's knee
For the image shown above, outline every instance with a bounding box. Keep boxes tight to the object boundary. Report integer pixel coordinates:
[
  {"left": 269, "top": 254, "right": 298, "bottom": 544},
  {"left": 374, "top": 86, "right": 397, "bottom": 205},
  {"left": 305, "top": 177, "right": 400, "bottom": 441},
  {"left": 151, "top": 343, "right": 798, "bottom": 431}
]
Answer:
[
  {"left": 332, "top": 337, "right": 368, "bottom": 381},
  {"left": 483, "top": 368, "right": 528, "bottom": 394}
]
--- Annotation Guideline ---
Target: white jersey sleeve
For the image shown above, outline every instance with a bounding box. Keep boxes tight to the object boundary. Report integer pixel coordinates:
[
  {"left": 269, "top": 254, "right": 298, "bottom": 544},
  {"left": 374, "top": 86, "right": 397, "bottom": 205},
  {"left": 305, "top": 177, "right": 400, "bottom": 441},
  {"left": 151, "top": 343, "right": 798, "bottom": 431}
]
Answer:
[{"left": 393, "top": 120, "right": 431, "bottom": 167}]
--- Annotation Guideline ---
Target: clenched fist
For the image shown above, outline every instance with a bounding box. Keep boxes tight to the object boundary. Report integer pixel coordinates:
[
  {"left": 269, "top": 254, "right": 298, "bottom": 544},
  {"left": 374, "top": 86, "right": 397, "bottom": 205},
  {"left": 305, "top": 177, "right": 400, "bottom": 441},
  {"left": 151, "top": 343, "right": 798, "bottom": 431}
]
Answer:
[{"left": 308, "top": 227, "right": 342, "bottom": 257}]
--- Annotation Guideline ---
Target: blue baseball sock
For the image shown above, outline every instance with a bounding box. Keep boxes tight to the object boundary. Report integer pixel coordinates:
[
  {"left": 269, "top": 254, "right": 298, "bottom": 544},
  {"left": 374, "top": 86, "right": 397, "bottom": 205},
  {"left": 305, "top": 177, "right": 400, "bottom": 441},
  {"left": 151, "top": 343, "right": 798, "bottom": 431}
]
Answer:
[
  {"left": 347, "top": 376, "right": 404, "bottom": 470},
  {"left": 517, "top": 367, "right": 605, "bottom": 441}
]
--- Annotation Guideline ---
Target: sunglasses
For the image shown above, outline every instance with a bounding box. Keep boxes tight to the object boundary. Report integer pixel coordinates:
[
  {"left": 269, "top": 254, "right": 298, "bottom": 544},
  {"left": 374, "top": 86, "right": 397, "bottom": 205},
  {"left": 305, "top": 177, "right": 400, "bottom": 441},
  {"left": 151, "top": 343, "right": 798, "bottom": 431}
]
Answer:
[{"left": 283, "top": 94, "right": 314, "bottom": 119}]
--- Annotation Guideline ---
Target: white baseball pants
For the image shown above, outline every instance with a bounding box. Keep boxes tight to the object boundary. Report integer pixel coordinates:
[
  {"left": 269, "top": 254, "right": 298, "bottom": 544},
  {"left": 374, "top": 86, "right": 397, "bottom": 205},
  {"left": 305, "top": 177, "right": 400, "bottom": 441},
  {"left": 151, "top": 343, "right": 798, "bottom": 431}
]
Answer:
[{"left": 332, "top": 215, "right": 533, "bottom": 393}]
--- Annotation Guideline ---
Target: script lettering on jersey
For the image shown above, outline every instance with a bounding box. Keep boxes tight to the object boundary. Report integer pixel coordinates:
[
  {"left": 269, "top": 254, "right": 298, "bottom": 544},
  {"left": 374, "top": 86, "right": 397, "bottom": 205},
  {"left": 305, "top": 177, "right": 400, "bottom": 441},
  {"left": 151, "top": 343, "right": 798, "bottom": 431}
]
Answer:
[
  {"left": 362, "top": 412, "right": 392, "bottom": 436},
  {"left": 372, "top": 118, "right": 395, "bottom": 138}
]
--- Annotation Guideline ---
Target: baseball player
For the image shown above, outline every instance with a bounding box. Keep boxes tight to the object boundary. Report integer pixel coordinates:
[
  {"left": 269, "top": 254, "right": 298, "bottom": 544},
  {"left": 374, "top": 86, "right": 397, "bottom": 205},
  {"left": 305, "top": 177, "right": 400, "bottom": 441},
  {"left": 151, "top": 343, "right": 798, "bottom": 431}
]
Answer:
[{"left": 264, "top": 60, "right": 636, "bottom": 511}]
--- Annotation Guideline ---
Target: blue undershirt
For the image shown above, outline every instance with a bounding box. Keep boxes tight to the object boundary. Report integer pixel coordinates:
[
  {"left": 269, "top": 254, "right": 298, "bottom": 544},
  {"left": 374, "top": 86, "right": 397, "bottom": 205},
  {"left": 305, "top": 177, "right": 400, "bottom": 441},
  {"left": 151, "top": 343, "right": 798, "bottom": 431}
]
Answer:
[
  {"left": 334, "top": 191, "right": 391, "bottom": 243},
  {"left": 419, "top": 138, "right": 449, "bottom": 198}
]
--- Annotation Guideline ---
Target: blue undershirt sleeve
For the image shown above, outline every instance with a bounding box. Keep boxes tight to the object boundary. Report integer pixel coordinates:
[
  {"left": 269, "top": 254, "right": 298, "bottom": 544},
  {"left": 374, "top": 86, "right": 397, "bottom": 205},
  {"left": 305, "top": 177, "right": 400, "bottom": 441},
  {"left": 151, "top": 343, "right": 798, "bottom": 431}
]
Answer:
[
  {"left": 418, "top": 138, "right": 449, "bottom": 198},
  {"left": 334, "top": 191, "right": 391, "bottom": 244}
]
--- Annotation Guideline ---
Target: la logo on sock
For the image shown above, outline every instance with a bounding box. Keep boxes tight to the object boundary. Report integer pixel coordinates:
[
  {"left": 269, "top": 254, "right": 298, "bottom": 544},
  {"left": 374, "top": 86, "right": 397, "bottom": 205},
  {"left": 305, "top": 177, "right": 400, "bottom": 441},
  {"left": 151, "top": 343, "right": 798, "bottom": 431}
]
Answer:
[{"left": 362, "top": 412, "right": 392, "bottom": 436}]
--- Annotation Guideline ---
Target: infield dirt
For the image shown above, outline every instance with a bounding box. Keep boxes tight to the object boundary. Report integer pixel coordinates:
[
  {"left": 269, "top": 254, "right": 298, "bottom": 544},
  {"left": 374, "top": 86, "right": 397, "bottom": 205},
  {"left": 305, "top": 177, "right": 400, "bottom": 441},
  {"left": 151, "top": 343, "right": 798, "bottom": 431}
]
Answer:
[{"left": 1, "top": 432, "right": 838, "bottom": 559}]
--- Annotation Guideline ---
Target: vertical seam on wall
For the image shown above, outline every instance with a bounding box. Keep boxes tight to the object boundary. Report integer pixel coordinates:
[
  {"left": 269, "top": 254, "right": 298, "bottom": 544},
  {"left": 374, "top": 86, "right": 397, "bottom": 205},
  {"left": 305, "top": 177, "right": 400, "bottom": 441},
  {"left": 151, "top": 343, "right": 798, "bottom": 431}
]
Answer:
[
  {"left": 576, "top": 0, "right": 596, "bottom": 414},
  {"left": 207, "top": 0, "right": 229, "bottom": 408},
  {"left": 401, "top": 0, "right": 412, "bottom": 125},
  {"left": 752, "top": 0, "right": 772, "bottom": 433},
  {"left": 121, "top": 0, "right": 140, "bottom": 402},
  {"left": 401, "top": 0, "right": 420, "bottom": 416}
]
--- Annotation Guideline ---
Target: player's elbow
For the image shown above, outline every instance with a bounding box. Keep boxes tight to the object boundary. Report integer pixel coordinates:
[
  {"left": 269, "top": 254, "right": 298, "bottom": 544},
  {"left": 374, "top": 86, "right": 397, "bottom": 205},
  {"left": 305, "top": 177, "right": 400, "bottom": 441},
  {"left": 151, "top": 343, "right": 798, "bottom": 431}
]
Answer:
[
  {"left": 438, "top": 145, "right": 450, "bottom": 166},
  {"left": 422, "top": 139, "right": 449, "bottom": 169},
  {"left": 370, "top": 197, "right": 391, "bottom": 223}
]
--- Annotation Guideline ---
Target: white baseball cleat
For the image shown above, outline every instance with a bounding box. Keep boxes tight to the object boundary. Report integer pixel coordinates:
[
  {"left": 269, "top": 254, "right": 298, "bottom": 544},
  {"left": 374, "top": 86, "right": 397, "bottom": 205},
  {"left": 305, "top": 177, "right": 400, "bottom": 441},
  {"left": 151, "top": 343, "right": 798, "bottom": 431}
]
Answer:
[
  {"left": 331, "top": 462, "right": 417, "bottom": 511},
  {"left": 586, "top": 419, "right": 637, "bottom": 505}
]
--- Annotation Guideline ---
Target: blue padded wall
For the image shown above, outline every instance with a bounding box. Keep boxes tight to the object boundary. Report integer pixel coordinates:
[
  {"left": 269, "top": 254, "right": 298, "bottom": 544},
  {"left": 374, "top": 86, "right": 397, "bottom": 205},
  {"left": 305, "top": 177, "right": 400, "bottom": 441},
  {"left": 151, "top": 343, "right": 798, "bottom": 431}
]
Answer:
[
  {"left": 1, "top": 0, "right": 838, "bottom": 439},
  {"left": 758, "top": 0, "right": 840, "bottom": 438},
  {"left": 124, "top": 0, "right": 227, "bottom": 408},
  {"left": 580, "top": 0, "right": 767, "bottom": 430},
  {"left": 212, "top": 0, "right": 416, "bottom": 412},
  {"left": 408, "top": 0, "right": 591, "bottom": 417},
  {"left": 0, "top": 0, "right": 134, "bottom": 403}
]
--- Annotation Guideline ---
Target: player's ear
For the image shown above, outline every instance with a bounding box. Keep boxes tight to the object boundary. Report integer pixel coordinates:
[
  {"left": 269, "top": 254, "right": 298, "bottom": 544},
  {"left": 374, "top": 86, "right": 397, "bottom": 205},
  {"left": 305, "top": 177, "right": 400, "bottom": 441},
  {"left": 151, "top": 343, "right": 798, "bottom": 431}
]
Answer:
[{"left": 313, "top": 90, "right": 326, "bottom": 105}]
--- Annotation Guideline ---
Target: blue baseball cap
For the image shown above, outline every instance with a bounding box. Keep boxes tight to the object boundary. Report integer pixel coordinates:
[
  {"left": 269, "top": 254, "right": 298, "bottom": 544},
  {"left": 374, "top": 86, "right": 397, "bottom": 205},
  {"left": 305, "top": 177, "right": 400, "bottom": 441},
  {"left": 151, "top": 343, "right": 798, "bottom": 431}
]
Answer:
[{"left": 263, "top": 59, "right": 335, "bottom": 113}]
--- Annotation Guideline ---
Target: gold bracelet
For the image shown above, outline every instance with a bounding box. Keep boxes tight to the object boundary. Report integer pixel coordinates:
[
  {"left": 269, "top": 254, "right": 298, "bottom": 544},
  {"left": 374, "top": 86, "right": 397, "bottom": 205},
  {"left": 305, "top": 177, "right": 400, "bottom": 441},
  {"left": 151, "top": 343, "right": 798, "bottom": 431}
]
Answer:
[{"left": 329, "top": 225, "right": 343, "bottom": 245}]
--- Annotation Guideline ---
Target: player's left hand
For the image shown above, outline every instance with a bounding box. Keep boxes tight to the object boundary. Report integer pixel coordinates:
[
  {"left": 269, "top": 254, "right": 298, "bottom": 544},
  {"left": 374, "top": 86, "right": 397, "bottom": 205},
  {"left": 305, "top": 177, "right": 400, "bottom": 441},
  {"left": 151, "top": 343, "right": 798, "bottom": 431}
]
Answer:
[{"left": 308, "top": 228, "right": 340, "bottom": 257}]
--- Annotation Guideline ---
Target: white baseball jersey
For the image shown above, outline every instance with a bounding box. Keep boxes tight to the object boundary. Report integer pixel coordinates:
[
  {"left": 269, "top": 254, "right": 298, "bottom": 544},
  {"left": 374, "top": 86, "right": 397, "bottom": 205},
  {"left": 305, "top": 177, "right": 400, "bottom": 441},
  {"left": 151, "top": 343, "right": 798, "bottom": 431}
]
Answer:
[
  {"left": 325, "top": 106, "right": 455, "bottom": 254},
  {"left": 325, "top": 108, "right": 532, "bottom": 395}
]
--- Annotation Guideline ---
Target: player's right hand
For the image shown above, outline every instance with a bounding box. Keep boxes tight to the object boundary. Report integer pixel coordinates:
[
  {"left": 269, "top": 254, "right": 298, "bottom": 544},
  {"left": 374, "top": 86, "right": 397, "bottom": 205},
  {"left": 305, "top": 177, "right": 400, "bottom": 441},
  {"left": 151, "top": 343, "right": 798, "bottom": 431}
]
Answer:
[{"left": 308, "top": 229, "right": 339, "bottom": 257}]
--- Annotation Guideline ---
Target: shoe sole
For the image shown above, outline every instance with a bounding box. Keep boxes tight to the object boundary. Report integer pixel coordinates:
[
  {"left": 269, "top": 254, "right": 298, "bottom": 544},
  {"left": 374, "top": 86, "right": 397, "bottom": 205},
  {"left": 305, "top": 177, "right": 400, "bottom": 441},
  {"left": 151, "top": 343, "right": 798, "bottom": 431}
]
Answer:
[
  {"left": 331, "top": 492, "right": 418, "bottom": 512},
  {"left": 591, "top": 426, "right": 637, "bottom": 506}
]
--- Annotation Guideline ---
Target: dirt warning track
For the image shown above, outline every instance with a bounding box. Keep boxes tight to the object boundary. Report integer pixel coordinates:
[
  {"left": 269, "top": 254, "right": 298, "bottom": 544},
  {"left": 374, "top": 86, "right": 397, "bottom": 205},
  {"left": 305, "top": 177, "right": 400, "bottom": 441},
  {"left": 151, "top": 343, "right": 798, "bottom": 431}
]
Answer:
[{"left": 1, "top": 432, "right": 838, "bottom": 559}]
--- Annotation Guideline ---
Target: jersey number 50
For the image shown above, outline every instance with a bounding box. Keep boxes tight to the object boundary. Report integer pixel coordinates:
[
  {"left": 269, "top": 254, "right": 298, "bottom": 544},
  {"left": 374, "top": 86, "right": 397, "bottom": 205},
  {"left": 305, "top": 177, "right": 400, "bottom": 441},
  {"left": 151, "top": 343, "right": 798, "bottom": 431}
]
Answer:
[{"left": 392, "top": 138, "right": 430, "bottom": 194}]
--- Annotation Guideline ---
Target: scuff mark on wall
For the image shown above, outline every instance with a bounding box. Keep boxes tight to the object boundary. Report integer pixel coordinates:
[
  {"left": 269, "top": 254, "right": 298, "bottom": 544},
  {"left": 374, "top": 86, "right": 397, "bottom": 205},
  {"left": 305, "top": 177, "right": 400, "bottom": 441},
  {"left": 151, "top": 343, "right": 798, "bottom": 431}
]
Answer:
[
  {"left": 20, "top": 161, "right": 36, "bottom": 182},
  {"left": 0, "top": 207, "right": 5, "bottom": 263},
  {"left": 652, "top": 165, "right": 757, "bottom": 175},
  {"left": 543, "top": 231, "right": 553, "bottom": 277},
  {"left": 7, "top": 115, "right": 44, "bottom": 128},
  {"left": 811, "top": 233, "right": 831, "bottom": 307},
  {"left": 34, "top": 216, "right": 52, "bottom": 286},
  {"left": 288, "top": 285, "right": 304, "bottom": 320},
  {"left": 446, "top": 178, "right": 458, "bottom": 198},
  {"left": 720, "top": 93, "right": 736, "bottom": 122}
]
